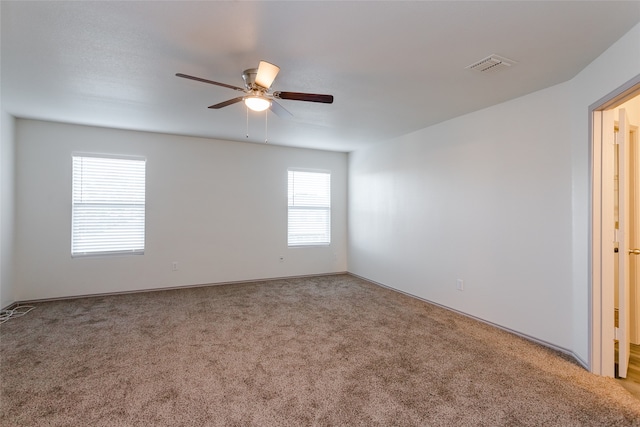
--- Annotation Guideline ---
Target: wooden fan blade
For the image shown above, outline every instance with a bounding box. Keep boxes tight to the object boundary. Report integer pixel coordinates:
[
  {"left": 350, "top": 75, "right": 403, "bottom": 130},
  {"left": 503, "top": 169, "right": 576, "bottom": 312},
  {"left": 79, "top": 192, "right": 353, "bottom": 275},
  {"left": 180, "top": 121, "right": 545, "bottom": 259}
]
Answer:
[
  {"left": 274, "top": 91, "right": 334, "bottom": 104},
  {"left": 269, "top": 100, "right": 293, "bottom": 119},
  {"left": 176, "top": 73, "right": 245, "bottom": 92},
  {"left": 208, "top": 97, "right": 245, "bottom": 109},
  {"left": 255, "top": 61, "right": 280, "bottom": 89}
]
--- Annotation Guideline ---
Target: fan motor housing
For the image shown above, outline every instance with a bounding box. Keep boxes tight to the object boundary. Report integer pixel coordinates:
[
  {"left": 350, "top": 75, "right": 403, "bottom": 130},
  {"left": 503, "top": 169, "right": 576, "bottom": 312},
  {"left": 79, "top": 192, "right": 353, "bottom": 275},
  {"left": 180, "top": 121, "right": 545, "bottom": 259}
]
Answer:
[{"left": 242, "top": 68, "right": 260, "bottom": 90}]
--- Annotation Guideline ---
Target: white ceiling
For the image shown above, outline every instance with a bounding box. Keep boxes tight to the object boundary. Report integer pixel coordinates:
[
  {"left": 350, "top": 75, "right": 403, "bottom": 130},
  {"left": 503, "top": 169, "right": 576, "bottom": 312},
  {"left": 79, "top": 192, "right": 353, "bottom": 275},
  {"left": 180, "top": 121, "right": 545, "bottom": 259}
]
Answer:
[{"left": 2, "top": 1, "right": 639, "bottom": 152}]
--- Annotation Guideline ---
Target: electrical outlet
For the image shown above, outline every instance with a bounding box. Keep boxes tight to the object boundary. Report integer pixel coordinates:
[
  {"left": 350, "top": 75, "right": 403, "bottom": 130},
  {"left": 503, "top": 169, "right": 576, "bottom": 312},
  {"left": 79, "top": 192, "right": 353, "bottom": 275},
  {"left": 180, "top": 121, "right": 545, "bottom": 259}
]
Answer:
[
  {"left": 172, "top": 262, "right": 178, "bottom": 271},
  {"left": 456, "top": 279, "right": 464, "bottom": 291}
]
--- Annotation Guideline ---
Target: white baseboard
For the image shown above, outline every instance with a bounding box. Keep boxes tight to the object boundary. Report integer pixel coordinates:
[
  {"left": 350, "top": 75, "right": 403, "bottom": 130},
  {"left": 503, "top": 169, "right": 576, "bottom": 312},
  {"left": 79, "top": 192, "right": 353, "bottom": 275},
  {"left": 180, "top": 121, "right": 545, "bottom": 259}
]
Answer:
[
  {"left": 347, "top": 272, "right": 589, "bottom": 371},
  {"left": 13, "top": 272, "right": 350, "bottom": 305}
]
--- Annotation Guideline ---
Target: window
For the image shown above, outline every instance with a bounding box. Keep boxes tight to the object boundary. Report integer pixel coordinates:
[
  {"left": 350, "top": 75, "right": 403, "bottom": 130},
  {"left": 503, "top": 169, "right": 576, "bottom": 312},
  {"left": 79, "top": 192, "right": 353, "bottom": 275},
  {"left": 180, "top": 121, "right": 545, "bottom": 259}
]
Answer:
[
  {"left": 72, "top": 155, "right": 146, "bottom": 257},
  {"left": 288, "top": 169, "right": 330, "bottom": 246}
]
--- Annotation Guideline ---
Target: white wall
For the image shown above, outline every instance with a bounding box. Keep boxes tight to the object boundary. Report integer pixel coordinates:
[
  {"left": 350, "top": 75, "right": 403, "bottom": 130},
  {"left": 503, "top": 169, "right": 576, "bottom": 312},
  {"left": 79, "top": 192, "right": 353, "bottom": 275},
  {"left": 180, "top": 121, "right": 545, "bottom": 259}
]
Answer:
[
  {"left": 349, "top": 83, "right": 574, "bottom": 351},
  {"left": 569, "top": 22, "right": 640, "bottom": 365},
  {"left": 1, "top": 111, "right": 16, "bottom": 309},
  {"left": 14, "top": 120, "right": 347, "bottom": 301},
  {"left": 348, "top": 22, "right": 640, "bottom": 366}
]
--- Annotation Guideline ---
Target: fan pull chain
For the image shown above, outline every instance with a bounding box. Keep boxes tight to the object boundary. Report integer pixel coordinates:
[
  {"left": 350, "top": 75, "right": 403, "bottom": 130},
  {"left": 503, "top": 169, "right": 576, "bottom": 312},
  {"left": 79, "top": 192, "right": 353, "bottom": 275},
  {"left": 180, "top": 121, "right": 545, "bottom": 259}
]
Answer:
[
  {"left": 246, "top": 106, "right": 249, "bottom": 138},
  {"left": 265, "top": 110, "right": 268, "bottom": 143}
]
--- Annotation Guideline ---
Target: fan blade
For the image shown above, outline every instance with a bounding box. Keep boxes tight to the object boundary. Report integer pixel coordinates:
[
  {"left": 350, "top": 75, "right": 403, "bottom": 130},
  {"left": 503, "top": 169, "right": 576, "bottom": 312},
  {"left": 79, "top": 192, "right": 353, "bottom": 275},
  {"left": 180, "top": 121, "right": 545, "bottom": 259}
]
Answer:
[
  {"left": 269, "top": 100, "right": 293, "bottom": 119},
  {"left": 255, "top": 61, "right": 280, "bottom": 89},
  {"left": 208, "top": 97, "right": 245, "bottom": 109},
  {"left": 274, "top": 91, "right": 333, "bottom": 104},
  {"left": 176, "top": 73, "right": 245, "bottom": 92}
]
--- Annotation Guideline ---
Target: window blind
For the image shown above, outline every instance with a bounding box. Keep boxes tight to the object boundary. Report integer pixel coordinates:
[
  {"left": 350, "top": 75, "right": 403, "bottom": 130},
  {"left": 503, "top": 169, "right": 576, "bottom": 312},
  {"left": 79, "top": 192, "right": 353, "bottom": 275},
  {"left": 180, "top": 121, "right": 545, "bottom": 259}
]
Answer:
[
  {"left": 72, "top": 155, "right": 146, "bottom": 256},
  {"left": 288, "top": 170, "right": 330, "bottom": 246}
]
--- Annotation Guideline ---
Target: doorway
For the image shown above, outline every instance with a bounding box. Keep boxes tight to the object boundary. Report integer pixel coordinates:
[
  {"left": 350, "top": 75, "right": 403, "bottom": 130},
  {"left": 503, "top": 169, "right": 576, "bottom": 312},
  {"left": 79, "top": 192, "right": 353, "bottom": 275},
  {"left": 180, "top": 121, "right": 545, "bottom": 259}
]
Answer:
[{"left": 591, "top": 75, "right": 640, "bottom": 381}]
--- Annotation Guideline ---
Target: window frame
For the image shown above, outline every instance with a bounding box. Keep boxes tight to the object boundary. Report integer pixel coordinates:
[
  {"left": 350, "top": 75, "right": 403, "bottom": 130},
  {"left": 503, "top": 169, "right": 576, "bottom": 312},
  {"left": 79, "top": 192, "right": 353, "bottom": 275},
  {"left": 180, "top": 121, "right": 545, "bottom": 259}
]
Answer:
[
  {"left": 71, "top": 153, "right": 147, "bottom": 258},
  {"left": 287, "top": 168, "right": 331, "bottom": 247}
]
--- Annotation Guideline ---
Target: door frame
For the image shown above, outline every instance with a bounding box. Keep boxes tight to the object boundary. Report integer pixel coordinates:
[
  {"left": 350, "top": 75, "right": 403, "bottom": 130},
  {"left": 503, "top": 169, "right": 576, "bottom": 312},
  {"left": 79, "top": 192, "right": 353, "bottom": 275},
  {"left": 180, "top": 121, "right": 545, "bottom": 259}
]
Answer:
[{"left": 590, "top": 74, "right": 640, "bottom": 376}]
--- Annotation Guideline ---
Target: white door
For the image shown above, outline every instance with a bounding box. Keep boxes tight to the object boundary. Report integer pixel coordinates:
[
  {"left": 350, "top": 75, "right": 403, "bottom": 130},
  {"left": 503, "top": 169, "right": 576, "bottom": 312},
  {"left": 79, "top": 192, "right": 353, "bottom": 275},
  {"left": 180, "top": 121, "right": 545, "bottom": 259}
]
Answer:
[
  {"left": 631, "top": 122, "right": 640, "bottom": 346},
  {"left": 618, "top": 108, "right": 632, "bottom": 378}
]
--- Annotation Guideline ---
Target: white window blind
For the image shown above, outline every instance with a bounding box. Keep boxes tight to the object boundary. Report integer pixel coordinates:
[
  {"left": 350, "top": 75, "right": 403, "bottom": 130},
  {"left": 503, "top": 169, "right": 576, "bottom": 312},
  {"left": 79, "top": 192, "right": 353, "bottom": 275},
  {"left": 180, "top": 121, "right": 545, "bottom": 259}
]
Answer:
[
  {"left": 72, "top": 155, "right": 146, "bottom": 257},
  {"left": 288, "top": 170, "right": 330, "bottom": 246}
]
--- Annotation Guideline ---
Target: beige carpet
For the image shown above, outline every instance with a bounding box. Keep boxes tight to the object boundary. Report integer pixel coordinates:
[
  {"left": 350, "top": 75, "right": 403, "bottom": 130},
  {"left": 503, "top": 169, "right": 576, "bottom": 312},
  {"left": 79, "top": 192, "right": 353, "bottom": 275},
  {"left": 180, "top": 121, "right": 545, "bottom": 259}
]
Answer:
[{"left": 1, "top": 274, "right": 639, "bottom": 426}]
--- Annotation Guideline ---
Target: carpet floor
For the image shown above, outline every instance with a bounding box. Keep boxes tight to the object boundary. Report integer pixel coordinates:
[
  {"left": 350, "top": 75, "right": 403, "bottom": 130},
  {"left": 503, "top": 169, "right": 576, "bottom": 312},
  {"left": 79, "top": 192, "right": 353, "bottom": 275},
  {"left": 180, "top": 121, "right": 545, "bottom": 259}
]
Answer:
[{"left": 1, "top": 274, "right": 639, "bottom": 426}]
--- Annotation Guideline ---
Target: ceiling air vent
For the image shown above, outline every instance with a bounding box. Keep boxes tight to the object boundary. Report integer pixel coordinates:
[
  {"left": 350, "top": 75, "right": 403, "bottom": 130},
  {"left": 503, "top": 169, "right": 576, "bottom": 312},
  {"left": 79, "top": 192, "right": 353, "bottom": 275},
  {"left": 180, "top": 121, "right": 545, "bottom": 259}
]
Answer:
[{"left": 466, "top": 54, "right": 517, "bottom": 73}]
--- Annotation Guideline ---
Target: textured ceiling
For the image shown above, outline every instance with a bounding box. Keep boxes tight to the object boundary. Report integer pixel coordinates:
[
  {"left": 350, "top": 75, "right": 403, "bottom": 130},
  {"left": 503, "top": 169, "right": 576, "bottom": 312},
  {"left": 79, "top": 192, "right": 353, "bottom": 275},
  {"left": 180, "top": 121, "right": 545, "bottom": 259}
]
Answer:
[{"left": 2, "top": 1, "right": 639, "bottom": 152}]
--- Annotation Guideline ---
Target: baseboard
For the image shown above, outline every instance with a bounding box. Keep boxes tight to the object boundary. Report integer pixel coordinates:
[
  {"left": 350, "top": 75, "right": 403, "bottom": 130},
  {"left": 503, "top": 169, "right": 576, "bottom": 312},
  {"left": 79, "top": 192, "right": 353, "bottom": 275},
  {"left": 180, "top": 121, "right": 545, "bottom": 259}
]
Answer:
[
  {"left": 8, "top": 271, "right": 591, "bottom": 371},
  {"left": 347, "top": 272, "right": 590, "bottom": 371},
  {"left": 13, "top": 272, "right": 350, "bottom": 305}
]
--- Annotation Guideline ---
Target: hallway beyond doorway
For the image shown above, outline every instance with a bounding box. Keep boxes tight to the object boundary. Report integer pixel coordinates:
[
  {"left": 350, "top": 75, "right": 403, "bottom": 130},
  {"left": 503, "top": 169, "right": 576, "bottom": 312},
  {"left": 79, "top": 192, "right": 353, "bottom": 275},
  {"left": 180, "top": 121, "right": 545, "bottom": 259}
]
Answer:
[{"left": 617, "top": 343, "right": 640, "bottom": 400}]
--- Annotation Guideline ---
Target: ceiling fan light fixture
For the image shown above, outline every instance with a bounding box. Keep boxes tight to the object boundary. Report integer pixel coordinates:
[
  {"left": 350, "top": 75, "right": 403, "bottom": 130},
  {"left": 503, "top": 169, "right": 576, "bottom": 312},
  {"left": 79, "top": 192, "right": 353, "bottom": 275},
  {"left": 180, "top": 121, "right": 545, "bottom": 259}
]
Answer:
[{"left": 244, "top": 96, "right": 271, "bottom": 112}]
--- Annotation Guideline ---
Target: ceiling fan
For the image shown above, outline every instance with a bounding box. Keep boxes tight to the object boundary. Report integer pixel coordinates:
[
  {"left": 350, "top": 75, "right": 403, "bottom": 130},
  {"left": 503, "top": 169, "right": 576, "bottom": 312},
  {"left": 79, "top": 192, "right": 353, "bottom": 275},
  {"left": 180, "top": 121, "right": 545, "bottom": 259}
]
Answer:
[{"left": 176, "top": 61, "right": 334, "bottom": 119}]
